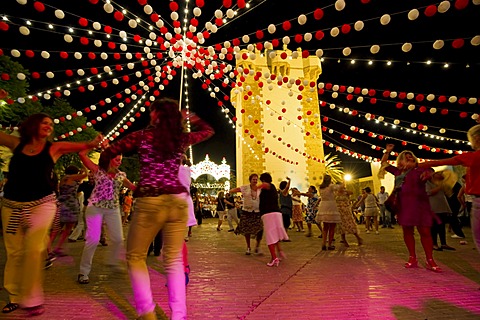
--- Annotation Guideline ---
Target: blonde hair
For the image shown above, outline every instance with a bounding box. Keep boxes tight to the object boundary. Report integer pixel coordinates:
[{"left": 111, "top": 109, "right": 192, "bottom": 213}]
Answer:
[
  {"left": 467, "top": 124, "right": 480, "bottom": 147},
  {"left": 396, "top": 150, "right": 418, "bottom": 167}
]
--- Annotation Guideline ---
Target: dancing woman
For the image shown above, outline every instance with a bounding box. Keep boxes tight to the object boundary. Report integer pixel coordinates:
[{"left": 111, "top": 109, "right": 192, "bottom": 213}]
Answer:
[
  {"left": 258, "top": 173, "right": 289, "bottom": 266},
  {"left": 229, "top": 173, "right": 263, "bottom": 255},
  {"left": 77, "top": 150, "right": 136, "bottom": 284},
  {"left": 0, "top": 113, "right": 103, "bottom": 316},
  {"left": 379, "top": 144, "right": 441, "bottom": 272},
  {"left": 101, "top": 98, "right": 214, "bottom": 320}
]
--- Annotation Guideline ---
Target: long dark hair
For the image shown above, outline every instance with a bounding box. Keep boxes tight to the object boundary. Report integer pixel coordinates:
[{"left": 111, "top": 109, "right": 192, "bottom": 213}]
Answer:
[
  {"left": 319, "top": 175, "right": 332, "bottom": 189},
  {"left": 19, "top": 113, "right": 53, "bottom": 144},
  {"left": 149, "top": 98, "right": 184, "bottom": 153}
]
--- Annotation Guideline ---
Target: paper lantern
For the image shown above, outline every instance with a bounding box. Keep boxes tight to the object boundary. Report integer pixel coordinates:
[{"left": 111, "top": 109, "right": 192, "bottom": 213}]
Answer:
[
  {"left": 408, "top": 9, "right": 419, "bottom": 20},
  {"left": 335, "top": 0, "right": 346, "bottom": 11},
  {"left": 452, "top": 39, "right": 464, "bottom": 48},
  {"left": 19, "top": 26, "right": 30, "bottom": 35},
  {"left": 370, "top": 45, "right": 380, "bottom": 54},
  {"left": 342, "top": 47, "right": 351, "bottom": 56},
  {"left": 298, "top": 14, "right": 307, "bottom": 25},
  {"left": 455, "top": 0, "right": 469, "bottom": 10},
  {"left": 433, "top": 40, "right": 444, "bottom": 49},
  {"left": 424, "top": 5, "right": 437, "bottom": 17},
  {"left": 330, "top": 27, "right": 339, "bottom": 37},
  {"left": 354, "top": 20, "right": 364, "bottom": 31},
  {"left": 471, "top": 36, "right": 480, "bottom": 46},
  {"left": 380, "top": 14, "right": 391, "bottom": 25},
  {"left": 402, "top": 43, "right": 412, "bottom": 52},
  {"left": 33, "top": 1, "right": 46, "bottom": 12},
  {"left": 438, "top": 1, "right": 451, "bottom": 13}
]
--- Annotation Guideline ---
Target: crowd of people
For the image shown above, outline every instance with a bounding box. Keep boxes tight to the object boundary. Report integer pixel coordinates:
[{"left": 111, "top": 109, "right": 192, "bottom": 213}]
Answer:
[{"left": 0, "top": 99, "right": 478, "bottom": 319}]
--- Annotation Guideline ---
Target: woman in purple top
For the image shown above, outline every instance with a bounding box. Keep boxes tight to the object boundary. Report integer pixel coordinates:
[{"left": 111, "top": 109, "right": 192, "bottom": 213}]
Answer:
[
  {"left": 380, "top": 144, "right": 440, "bottom": 272},
  {"left": 102, "top": 98, "right": 214, "bottom": 320}
]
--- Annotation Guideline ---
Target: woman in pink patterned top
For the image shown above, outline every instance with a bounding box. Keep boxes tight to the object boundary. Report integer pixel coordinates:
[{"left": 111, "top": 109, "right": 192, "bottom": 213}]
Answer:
[{"left": 102, "top": 98, "right": 214, "bottom": 320}]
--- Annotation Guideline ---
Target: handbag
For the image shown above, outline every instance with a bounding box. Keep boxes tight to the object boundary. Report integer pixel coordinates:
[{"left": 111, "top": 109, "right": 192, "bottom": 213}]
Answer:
[{"left": 384, "top": 188, "right": 400, "bottom": 213}]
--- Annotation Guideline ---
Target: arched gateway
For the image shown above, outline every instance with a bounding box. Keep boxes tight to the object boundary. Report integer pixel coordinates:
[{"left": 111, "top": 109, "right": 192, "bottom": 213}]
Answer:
[{"left": 190, "top": 154, "right": 230, "bottom": 195}]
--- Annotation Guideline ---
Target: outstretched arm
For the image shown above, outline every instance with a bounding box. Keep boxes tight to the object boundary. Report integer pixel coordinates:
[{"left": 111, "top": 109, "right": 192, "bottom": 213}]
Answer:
[
  {"left": 281, "top": 177, "right": 291, "bottom": 196},
  {"left": 0, "top": 131, "right": 20, "bottom": 151},
  {"left": 381, "top": 144, "right": 394, "bottom": 165},
  {"left": 418, "top": 157, "right": 462, "bottom": 168},
  {"left": 51, "top": 134, "right": 104, "bottom": 162},
  {"left": 79, "top": 149, "right": 99, "bottom": 173}
]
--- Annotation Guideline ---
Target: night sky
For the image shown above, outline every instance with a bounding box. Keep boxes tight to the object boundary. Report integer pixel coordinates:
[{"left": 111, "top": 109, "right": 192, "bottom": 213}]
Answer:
[{"left": 1, "top": 0, "right": 479, "bottom": 179}]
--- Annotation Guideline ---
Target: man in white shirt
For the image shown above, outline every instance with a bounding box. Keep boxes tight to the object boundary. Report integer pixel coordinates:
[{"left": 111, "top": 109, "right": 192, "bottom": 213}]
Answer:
[{"left": 377, "top": 186, "right": 393, "bottom": 228}]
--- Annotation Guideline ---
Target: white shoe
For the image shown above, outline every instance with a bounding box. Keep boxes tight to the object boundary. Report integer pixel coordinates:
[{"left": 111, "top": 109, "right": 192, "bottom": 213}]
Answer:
[
  {"left": 366, "top": 230, "right": 370, "bottom": 234},
  {"left": 451, "top": 234, "right": 465, "bottom": 239},
  {"left": 245, "top": 248, "right": 251, "bottom": 255}
]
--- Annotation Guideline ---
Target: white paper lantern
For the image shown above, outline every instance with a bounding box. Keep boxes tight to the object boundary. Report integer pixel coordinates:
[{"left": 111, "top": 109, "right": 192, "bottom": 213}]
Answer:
[
  {"left": 380, "top": 14, "right": 391, "bottom": 25},
  {"left": 193, "top": 7, "right": 201, "bottom": 17},
  {"left": 283, "top": 36, "right": 290, "bottom": 45},
  {"left": 335, "top": 0, "right": 346, "bottom": 11},
  {"left": 77, "top": 69, "right": 85, "bottom": 76},
  {"left": 298, "top": 14, "right": 307, "bottom": 25},
  {"left": 92, "top": 22, "right": 101, "bottom": 30},
  {"left": 11, "top": 49, "right": 21, "bottom": 57},
  {"left": 304, "top": 33, "right": 312, "bottom": 42},
  {"left": 408, "top": 104, "right": 415, "bottom": 111},
  {"left": 46, "top": 72, "right": 54, "bottom": 78},
  {"left": 433, "top": 40, "right": 444, "bottom": 49},
  {"left": 100, "top": 52, "right": 108, "bottom": 59},
  {"left": 427, "top": 94, "right": 435, "bottom": 101},
  {"left": 408, "top": 9, "right": 419, "bottom": 20},
  {"left": 315, "top": 49, "right": 323, "bottom": 58},
  {"left": 330, "top": 27, "right": 339, "bottom": 37},
  {"left": 332, "top": 92, "right": 338, "bottom": 98},
  {"left": 128, "top": 19, "right": 138, "bottom": 28},
  {"left": 439, "top": 128, "right": 446, "bottom": 134},
  {"left": 17, "top": 97, "right": 25, "bottom": 103},
  {"left": 472, "top": 114, "right": 479, "bottom": 121},
  {"left": 406, "top": 92, "right": 414, "bottom": 99},
  {"left": 468, "top": 98, "right": 478, "bottom": 104},
  {"left": 402, "top": 43, "right": 412, "bottom": 52},
  {"left": 171, "top": 12, "right": 179, "bottom": 21},
  {"left": 19, "top": 26, "right": 30, "bottom": 36},
  {"left": 390, "top": 91, "right": 397, "bottom": 98},
  {"left": 448, "top": 96, "right": 457, "bottom": 103},
  {"left": 17, "top": 73, "right": 26, "bottom": 80},
  {"left": 471, "top": 35, "right": 480, "bottom": 46},
  {"left": 393, "top": 119, "right": 400, "bottom": 125},
  {"left": 268, "top": 24, "right": 276, "bottom": 34},
  {"left": 430, "top": 108, "right": 437, "bottom": 114},
  {"left": 74, "top": 52, "right": 82, "bottom": 59},
  {"left": 104, "top": 3, "right": 114, "bottom": 13},
  {"left": 438, "top": 1, "right": 451, "bottom": 13},
  {"left": 354, "top": 21, "right": 364, "bottom": 31},
  {"left": 41, "top": 51, "right": 50, "bottom": 59},
  {"left": 269, "top": 51, "right": 276, "bottom": 59},
  {"left": 370, "top": 45, "right": 380, "bottom": 54},
  {"left": 473, "top": 0, "right": 480, "bottom": 4},
  {"left": 214, "top": 10, "right": 223, "bottom": 19},
  {"left": 119, "top": 30, "right": 127, "bottom": 38},
  {"left": 226, "top": 9, "right": 235, "bottom": 18},
  {"left": 55, "top": 10, "right": 65, "bottom": 19},
  {"left": 410, "top": 123, "right": 417, "bottom": 128},
  {"left": 144, "top": 5, "right": 153, "bottom": 15},
  {"left": 242, "top": 35, "right": 250, "bottom": 43},
  {"left": 342, "top": 47, "right": 351, "bottom": 56},
  {"left": 16, "top": 0, "right": 27, "bottom": 4},
  {"left": 64, "top": 34, "right": 73, "bottom": 43}
]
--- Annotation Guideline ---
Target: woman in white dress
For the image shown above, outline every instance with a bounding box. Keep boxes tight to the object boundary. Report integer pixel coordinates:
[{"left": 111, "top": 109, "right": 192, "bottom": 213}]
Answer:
[{"left": 315, "top": 175, "right": 342, "bottom": 250}]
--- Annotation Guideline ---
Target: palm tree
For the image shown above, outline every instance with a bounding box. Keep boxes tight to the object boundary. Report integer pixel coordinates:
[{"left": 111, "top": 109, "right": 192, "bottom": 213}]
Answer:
[{"left": 324, "top": 153, "right": 344, "bottom": 183}]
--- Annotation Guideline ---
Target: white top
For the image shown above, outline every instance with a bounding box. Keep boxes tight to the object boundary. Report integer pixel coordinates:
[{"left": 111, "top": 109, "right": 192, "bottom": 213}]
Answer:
[
  {"left": 377, "top": 191, "right": 389, "bottom": 205},
  {"left": 240, "top": 185, "right": 261, "bottom": 212}
]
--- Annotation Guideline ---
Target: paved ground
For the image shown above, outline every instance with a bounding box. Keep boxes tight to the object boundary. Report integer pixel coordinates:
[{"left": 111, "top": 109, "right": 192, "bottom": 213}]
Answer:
[{"left": 1, "top": 218, "right": 480, "bottom": 320}]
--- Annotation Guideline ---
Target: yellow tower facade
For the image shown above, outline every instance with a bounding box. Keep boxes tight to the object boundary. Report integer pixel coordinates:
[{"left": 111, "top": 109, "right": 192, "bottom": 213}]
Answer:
[{"left": 232, "top": 48, "right": 325, "bottom": 191}]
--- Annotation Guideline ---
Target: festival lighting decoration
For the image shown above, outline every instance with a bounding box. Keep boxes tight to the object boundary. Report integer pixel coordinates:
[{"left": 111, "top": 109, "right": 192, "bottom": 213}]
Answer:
[{"left": 0, "top": 0, "right": 478, "bottom": 166}]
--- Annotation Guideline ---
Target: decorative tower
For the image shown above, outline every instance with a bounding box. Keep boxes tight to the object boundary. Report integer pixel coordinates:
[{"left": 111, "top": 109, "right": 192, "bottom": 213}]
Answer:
[{"left": 232, "top": 47, "right": 325, "bottom": 190}]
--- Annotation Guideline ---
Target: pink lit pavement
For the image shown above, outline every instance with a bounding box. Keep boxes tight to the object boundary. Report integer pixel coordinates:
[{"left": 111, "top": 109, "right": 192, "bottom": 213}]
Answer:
[{"left": 1, "top": 218, "right": 480, "bottom": 319}]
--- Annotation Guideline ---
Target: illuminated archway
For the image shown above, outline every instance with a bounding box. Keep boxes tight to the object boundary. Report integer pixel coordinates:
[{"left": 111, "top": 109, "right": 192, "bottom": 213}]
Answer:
[{"left": 190, "top": 154, "right": 230, "bottom": 194}]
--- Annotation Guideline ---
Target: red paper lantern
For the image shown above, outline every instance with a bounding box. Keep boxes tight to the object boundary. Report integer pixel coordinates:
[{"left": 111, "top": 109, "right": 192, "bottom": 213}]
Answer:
[
  {"left": 237, "top": 0, "right": 245, "bottom": 9},
  {"left": 341, "top": 24, "right": 351, "bottom": 34},
  {"left": 282, "top": 21, "right": 291, "bottom": 31},
  {"left": 79, "top": 18, "right": 88, "bottom": 27},
  {"left": 104, "top": 25, "right": 112, "bottom": 34},
  {"left": 169, "top": 2, "right": 179, "bottom": 11},
  {"left": 454, "top": 0, "right": 469, "bottom": 10},
  {"left": 424, "top": 5, "right": 437, "bottom": 17},
  {"left": 33, "top": 2, "right": 46, "bottom": 12},
  {"left": 313, "top": 9, "right": 324, "bottom": 20},
  {"left": 452, "top": 39, "right": 465, "bottom": 49}
]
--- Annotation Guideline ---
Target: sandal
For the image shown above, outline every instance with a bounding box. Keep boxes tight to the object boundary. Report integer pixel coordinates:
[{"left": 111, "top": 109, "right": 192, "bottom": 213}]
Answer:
[
  {"left": 2, "top": 302, "right": 19, "bottom": 313},
  {"left": 404, "top": 256, "right": 418, "bottom": 269},
  {"left": 426, "top": 259, "right": 442, "bottom": 273},
  {"left": 24, "top": 305, "right": 45, "bottom": 317},
  {"left": 77, "top": 274, "right": 90, "bottom": 284}
]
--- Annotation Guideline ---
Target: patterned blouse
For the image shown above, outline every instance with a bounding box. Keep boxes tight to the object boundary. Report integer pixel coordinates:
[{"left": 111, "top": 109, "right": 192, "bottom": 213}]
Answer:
[
  {"left": 89, "top": 169, "right": 126, "bottom": 209},
  {"left": 103, "top": 119, "right": 214, "bottom": 198}
]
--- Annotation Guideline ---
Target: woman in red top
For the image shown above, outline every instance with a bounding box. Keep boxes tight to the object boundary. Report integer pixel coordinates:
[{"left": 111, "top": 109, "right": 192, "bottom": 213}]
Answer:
[{"left": 420, "top": 124, "right": 480, "bottom": 256}]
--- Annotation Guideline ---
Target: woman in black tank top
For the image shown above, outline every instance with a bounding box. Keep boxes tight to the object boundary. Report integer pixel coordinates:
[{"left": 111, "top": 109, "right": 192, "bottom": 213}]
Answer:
[{"left": 0, "top": 113, "right": 104, "bottom": 316}]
